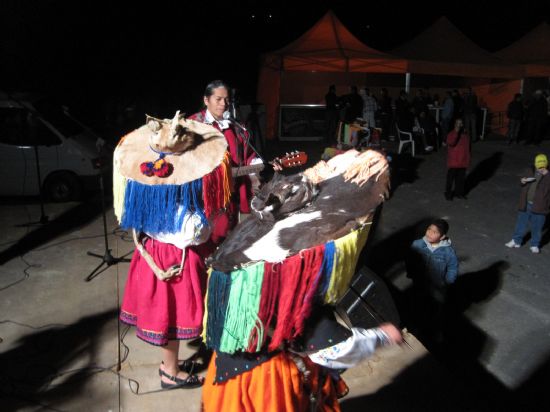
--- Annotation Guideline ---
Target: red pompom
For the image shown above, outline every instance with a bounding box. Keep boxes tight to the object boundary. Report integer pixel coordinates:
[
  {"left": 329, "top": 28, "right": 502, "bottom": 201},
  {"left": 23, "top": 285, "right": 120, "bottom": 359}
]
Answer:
[
  {"left": 154, "top": 162, "right": 173, "bottom": 177},
  {"left": 140, "top": 162, "right": 154, "bottom": 176}
]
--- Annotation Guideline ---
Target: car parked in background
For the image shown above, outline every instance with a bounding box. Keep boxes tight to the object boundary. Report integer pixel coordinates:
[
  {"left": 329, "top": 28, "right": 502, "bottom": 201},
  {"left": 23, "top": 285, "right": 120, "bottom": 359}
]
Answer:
[{"left": 0, "top": 94, "right": 110, "bottom": 201}]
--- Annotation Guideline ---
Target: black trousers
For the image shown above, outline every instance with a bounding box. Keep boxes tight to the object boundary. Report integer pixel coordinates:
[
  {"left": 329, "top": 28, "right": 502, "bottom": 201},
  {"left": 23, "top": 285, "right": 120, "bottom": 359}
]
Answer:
[{"left": 446, "top": 168, "right": 466, "bottom": 196}]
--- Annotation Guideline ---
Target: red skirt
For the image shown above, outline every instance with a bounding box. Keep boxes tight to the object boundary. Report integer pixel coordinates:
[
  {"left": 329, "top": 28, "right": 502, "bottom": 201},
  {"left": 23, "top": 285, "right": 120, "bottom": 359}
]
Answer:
[{"left": 120, "top": 238, "right": 208, "bottom": 346}]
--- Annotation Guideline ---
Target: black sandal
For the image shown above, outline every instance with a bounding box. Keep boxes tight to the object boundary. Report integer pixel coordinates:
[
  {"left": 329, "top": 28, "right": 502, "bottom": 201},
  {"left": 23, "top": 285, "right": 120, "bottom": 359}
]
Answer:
[
  {"left": 159, "top": 360, "right": 198, "bottom": 375},
  {"left": 179, "top": 359, "right": 200, "bottom": 374},
  {"left": 159, "top": 368, "right": 204, "bottom": 390}
]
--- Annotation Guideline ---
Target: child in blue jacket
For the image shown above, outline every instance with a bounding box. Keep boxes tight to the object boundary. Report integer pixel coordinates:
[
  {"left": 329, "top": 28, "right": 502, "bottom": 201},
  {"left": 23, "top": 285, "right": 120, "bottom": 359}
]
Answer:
[
  {"left": 407, "top": 219, "right": 458, "bottom": 342},
  {"left": 408, "top": 219, "right": 458, "bottom": 301}
]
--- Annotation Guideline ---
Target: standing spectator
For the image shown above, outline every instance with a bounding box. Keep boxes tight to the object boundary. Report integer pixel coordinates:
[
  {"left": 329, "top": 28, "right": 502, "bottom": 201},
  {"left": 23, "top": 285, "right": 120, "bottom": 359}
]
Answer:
[
  {"left": 445, "top": 118, "right": 470, "bottom": 200},
  {"left": 395, "top": 90, "right": 411, "bottom": 127},
  {"left": 525, "top": 90, "right": 548, "bottom": 145},
  {"left": 505, "top": 154, "right": 550, "bottom": 253},
  {"left": 451, "top": 89, "right": 464, "bottom": 121},
  {"left": 378, "top": 88, "right": 393, "bottom": 140},
  {"left": 412, "top": 88, "right": 429, "bottom": 117},
  {"left": 440, "top": 91, "right": 454, "bottom": 143},
  {"left": 338, "top": 86, "right": 363, "bottom": 123},
  {"left": 361, "top": 87, "right": 378, "bottom": 128},
  {"left": 507, "top": 93, "right": 524, "bottom": 144},
  {"left": 407, "top": 219, "right": 458, "bottom": 342},
  {"left": 463, "top": 88, "right": 479, "bottom": 142},
  {"left": 325, "top": 84, "right": 339, "bottom": 143}
]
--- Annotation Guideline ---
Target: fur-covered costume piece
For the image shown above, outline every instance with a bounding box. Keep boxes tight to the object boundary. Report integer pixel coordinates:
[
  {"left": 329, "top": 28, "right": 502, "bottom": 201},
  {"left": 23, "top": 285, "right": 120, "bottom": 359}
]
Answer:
[{"left": 202, "top": 150, "right": 389, "bottom": 411}]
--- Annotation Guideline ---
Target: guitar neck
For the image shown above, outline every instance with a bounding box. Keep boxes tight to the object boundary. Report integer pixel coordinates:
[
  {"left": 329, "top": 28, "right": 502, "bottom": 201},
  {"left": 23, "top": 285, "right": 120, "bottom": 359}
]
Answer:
[{"left": 231, "top": 163, "right": 265, "bottom": 178}]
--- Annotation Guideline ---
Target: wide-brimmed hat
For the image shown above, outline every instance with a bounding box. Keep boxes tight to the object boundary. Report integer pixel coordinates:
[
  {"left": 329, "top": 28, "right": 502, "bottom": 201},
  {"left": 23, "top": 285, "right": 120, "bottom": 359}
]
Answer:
[
  {"left": 113, "top": 111, "right": 231, "bottom": 235},
  {"left": 114, "top": 111, "right": 227, "bottom": 185}
]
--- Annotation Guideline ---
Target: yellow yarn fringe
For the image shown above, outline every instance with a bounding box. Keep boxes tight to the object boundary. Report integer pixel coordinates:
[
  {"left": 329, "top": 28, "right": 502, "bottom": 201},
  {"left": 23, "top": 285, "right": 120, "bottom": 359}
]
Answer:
[
  {"left": 324, "top": 224, "right": 371, "bottom": 304},
  {"left": 201, "top": 268, "right": 213, "bottom": 343},
  {"left": 220, "top": 151, "right": 232, "bottom": 208}
]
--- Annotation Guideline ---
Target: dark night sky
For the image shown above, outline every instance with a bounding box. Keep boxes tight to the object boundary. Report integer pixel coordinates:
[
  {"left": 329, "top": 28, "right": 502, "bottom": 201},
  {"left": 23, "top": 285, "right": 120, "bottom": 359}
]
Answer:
[{"left": 1, "top": 0, "right": 549, "bottom": 126}]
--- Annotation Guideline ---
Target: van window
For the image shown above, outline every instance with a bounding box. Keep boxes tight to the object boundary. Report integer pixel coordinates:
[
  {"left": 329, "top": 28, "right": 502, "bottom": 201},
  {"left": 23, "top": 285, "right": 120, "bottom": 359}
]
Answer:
[
  {"left": 0, "top": 108, "right": 61, "bottom": 146},
  {"left": 33, "top": 99, "right": 84, "bottom": 137}
]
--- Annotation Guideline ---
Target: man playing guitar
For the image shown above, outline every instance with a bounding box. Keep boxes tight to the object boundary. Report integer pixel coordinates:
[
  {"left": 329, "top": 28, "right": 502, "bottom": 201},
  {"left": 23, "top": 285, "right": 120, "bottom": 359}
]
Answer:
[{"left": 190, "top": 80, "right": 297, "bottom": 243}]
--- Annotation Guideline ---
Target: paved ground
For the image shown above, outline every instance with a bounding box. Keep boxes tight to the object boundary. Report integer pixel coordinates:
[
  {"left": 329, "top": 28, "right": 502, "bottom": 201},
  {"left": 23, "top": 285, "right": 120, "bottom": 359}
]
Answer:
[{"left": 0, "top": 135, "right": 549, "bottom": 411}]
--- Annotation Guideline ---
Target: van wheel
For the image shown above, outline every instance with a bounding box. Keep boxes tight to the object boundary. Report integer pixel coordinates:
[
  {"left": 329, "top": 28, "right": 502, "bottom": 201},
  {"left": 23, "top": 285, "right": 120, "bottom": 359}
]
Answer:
[{"left": 44, "top": 173, "right": 81, "bottom": 202}]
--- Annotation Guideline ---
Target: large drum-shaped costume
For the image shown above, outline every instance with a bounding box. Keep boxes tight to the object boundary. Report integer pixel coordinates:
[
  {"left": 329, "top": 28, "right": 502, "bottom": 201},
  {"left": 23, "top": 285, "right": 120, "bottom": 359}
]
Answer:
[{"left": 202, "top": 149, "right": 391, "bottom": 411}]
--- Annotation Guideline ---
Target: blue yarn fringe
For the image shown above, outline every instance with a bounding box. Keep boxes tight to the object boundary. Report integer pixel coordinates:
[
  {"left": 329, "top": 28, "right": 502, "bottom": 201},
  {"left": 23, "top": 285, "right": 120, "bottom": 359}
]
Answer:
[
  {"left": 206, "top": 270, "right": 232, "bottom": 351},
  {"left": 317, "top": 241, "right": 335, "bottom": 297},
  {"left": 121, "top": 179, "right": 207, "bottom": 234}
]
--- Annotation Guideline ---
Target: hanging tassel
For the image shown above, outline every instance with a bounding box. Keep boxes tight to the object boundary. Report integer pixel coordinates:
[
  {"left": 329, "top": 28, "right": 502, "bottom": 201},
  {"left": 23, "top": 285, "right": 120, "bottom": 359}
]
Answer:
[
  {"left": 202, "top": 152, "right": 232, "bottom": 218},
  {"left": 324, "top": 225, "right": 371, "bottom": 304},
  {"left": 219, "top": 262, "right": 264, "bottom": 354},
  {"left": 120, "top": 178, "right": 206, "bottom": 234},
  {"left": 290, "top": 244, "right": 325, "bottom": 339},
  {"left": 268, "top": 253, "right": 302, "bottom": 351},
  {"left": 248, "top": 261, "right": 281, "bottom": 351},
  {"left": 201, "top": 269, "right": 212, "bottom": 343},
  {"left": 205, "top": 270, "right": 232, "bottom": 350},
  {"left": 317, "top": 241, "right": 336, "bottom": 298}
]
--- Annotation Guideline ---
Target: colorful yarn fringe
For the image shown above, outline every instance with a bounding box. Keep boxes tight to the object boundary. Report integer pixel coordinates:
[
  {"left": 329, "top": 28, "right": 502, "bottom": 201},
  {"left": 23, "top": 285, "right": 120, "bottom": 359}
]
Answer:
[
  {"left": 219, "top": 262, "right": 264, "bottom": 353},
  {"left": 114, "top": 153, "right": 231, "bottom": 233},
  {"left": 203, "top": 152, "right": 232, "bottom": 219},
  {"left": 324, "top": 224, "right": 371, "bottom": 304},
  {"left": 204, "top": 225, "right": 370, "bottom": 354}
]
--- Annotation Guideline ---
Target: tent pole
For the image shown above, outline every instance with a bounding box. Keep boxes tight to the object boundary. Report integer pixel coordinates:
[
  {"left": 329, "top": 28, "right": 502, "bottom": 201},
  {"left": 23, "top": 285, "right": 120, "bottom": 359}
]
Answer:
[
  {"left": 405, "top": 73, "right": 411, "bottom": 93},
  {"left": 520, "top": 78, "right": 524, "bottom": 94}
]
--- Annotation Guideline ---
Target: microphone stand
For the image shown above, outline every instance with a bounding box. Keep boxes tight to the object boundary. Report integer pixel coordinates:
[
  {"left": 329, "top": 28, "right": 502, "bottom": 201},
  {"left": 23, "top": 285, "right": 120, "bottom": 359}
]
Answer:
[
  {"left": 85, "top": 167, "right": 132, "bottom": 282},
  {"left": 6, "top": 92, "right": 48, "bottom": 227},
  {"left": 16, "top": 143, "right": 49, "bottom": 227}
]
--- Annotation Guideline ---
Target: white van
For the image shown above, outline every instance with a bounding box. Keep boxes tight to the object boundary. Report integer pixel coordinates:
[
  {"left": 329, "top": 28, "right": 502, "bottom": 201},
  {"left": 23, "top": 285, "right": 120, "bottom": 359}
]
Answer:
[{"left": 0, "top": 95, "right": 109, "bottom": 201}]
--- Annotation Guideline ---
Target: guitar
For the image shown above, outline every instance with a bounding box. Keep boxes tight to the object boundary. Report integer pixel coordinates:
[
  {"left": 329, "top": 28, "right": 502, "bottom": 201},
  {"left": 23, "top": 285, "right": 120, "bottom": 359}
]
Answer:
[{"left": 231, "top": 151, "right": 308, "bottom": 178}]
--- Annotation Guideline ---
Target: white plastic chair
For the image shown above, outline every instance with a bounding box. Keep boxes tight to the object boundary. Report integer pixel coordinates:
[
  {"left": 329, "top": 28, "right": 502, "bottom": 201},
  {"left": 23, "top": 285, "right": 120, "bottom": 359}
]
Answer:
[{"left": 395, "top": 124, "right": 415, "bottom": 156}]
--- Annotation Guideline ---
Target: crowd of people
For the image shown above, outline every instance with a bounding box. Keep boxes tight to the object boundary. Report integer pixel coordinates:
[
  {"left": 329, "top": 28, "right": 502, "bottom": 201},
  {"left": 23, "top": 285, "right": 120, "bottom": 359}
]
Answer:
[
  {"left": 326, "top": 85, "right": 550, "bottom": 153},
  {"left": 325, "top": 85, "right": 483, "bottom": 152}
]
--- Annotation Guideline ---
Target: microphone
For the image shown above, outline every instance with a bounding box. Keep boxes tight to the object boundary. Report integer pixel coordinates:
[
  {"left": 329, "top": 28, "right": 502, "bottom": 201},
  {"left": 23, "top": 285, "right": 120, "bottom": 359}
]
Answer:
[{"left": 223, "top": 111, "right": 248, "bottom": 132}]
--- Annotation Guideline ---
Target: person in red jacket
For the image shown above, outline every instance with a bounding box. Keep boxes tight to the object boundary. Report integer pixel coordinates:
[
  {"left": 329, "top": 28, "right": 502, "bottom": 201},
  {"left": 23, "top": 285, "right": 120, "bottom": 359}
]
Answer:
[
  {"left": 445, "top": 118, "right": 470, "bottom": 200},
  {"left": 189, "top": 80, "right": 259, "bottom": 244}
]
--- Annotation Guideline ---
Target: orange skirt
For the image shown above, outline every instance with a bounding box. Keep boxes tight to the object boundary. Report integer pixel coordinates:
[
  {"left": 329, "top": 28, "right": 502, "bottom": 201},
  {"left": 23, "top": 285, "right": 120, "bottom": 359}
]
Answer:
[{"left": 202, "top": 352, "right": 343, "bottom": 412}]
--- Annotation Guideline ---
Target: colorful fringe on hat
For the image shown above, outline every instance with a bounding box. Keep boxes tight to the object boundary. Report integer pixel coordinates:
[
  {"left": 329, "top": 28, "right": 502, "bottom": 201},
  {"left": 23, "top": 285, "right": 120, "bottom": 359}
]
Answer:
[
  {"left": 113, "top": 152, "right": 231, "bottom": 233},
  {"left": 203, "top": 224, "right": 371, "bottom": 354}
]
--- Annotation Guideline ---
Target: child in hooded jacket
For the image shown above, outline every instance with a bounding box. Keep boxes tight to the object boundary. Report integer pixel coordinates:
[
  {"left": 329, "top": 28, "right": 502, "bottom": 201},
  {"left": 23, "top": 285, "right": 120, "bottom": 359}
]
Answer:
[{"left": 407, "top": 219, "right": 458, "bottom": 341}]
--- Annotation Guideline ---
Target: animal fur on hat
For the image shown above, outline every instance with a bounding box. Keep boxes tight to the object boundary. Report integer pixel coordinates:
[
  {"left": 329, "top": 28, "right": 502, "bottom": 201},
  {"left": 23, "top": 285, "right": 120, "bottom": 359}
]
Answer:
[{"left": 114, "top": 111, "right": 227, "bottom": 185}]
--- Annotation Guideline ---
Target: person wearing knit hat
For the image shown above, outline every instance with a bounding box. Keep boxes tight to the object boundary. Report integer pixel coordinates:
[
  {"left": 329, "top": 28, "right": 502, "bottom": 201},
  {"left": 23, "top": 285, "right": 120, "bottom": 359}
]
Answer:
[
  {"left": 535, "top": 153, "right": 548, "bottom": 169},
  {"left": 505, "top": 153, "right": 550, "bottom": 253}
]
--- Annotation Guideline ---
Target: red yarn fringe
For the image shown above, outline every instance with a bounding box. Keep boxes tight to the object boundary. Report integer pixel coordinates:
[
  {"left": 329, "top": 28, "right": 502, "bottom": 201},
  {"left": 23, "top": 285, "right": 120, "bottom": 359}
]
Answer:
[
  {"left": 202, "top": 153, "right": 232, "bottom": 218},
  {"left": 268, "top": 245, "right": 325, "bottom": 351},
  {"left": 247, "top": 261, "right": 281, "bottom": 351}
]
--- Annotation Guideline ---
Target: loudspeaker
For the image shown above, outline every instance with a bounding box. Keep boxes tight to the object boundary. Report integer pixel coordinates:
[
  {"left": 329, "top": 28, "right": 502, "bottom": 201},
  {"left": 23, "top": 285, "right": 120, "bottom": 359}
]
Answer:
[{"left": 336, "top": 266, "right": 400, "bottom": 330}]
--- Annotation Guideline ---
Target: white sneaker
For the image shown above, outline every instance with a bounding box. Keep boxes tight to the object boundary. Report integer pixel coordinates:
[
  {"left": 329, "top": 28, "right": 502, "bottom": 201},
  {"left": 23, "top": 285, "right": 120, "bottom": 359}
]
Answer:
[
  {"left": 505, "top": 240, "right": 520, "bottom": 248},
  {"left": 530, "top": 246, "right": 540, "bottom": 254},
  {"left": 425, "top": 146, "right": 434, "bottom": 152}
]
